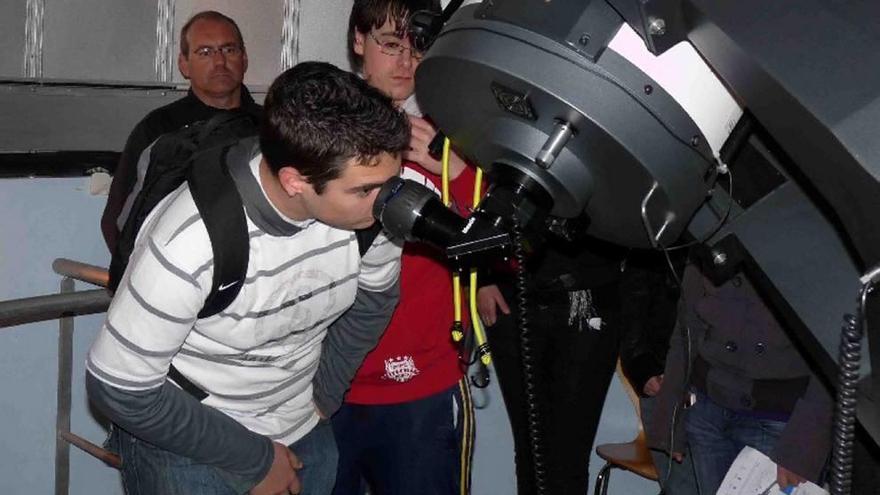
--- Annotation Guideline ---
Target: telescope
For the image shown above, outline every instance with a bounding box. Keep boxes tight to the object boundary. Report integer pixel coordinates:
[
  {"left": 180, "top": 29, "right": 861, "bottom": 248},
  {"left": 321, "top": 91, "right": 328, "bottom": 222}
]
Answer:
[{"left": 373, "top": 2, "right": 880, "bottom": 493}]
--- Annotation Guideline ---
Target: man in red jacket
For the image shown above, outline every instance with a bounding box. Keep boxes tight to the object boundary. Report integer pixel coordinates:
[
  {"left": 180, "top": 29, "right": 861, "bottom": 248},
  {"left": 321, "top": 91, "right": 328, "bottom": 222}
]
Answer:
[{"left": 330, "top": 1, "right": 477, "bottom": 495}]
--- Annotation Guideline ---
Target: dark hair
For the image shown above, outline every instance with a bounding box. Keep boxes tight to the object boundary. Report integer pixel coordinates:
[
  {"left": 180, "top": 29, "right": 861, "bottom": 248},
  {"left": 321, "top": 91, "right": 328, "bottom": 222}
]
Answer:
[
  {"left": 180, "top": 11, "right": 245, "bottom": 56},
  {"left": 348, "top": 0, "right": 441, "bottom": 68},
  {"left": 260, "top": 62, "right": 411, "bottom": 193}
]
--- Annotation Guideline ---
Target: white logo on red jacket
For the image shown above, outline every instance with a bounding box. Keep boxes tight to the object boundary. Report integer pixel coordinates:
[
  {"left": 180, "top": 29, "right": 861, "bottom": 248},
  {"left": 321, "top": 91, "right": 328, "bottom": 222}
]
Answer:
[{"left": 383, "top": 355, "right": 420, "bottom": 383}]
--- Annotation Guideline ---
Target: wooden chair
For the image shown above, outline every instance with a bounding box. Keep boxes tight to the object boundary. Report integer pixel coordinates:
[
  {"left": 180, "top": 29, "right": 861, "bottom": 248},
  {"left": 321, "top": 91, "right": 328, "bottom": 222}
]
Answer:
[{"left": 593, "top": 360, "right": 659, "bottom": 495}]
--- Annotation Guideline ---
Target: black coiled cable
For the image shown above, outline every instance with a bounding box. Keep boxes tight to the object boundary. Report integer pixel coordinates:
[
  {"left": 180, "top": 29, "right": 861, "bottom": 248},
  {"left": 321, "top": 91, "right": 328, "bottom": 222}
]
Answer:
[
  {"left": 830, "top": 310, "right": 866, "bottom": 494},
  {"left": 830, "top": 270, "right": 879, "bottom": 495},
  {"left": 513, "top": 227, "right": 548, "bottom": 495}
]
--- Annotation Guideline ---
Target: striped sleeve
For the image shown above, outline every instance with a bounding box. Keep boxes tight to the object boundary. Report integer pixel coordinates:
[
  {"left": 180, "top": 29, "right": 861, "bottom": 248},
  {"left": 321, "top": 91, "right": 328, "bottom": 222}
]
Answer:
[
  {"left": 313, "top": 280, "right": 400, "bottom": 416},
  {"left": 88, "top": 189, "right": 212, "bottom": 390},
  {"left": 358, "top": 231, "right": 402, "bottom": 292}
]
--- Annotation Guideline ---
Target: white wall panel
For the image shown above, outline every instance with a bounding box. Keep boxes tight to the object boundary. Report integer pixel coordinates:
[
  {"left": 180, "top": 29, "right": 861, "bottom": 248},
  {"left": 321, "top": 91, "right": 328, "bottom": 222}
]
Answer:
[
  {"left": 297, "top": 0, "right": 355, "bottom": 70},
  {"left": 41, "top": 0, "right": 156, "bottom": 82}
]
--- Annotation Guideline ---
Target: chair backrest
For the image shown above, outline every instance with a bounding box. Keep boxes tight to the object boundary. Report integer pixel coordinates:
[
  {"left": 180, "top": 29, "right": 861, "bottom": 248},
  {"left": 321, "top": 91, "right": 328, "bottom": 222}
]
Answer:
[
  {"left": 593, "top": 359, "right": 660, "bottom": 485},
  {"left": 613, "top": 359, "right": 647, "bottom": 443}
]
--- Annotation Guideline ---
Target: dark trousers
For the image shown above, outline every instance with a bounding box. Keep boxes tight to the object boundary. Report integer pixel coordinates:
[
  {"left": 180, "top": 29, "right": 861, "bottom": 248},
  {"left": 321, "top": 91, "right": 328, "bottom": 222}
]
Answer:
[
  {"left": 331, "top": 380, "right": 474, "bottom": 495},
  {"left": 487, "top": 284, "right": 620, "bottom": 495}
]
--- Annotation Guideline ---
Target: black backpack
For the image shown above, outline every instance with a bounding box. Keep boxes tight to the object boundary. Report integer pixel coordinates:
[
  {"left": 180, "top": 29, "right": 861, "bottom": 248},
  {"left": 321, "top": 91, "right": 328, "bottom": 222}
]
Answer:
[{"left": 108, "top": 112, "right": 258, "bottom": 319}]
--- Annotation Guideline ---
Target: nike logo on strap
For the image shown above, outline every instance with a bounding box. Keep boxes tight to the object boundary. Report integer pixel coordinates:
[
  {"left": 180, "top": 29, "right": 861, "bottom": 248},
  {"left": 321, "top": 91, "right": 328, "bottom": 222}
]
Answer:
[{"left": 218, "top": 281, "right": 240, "bottom": 291}]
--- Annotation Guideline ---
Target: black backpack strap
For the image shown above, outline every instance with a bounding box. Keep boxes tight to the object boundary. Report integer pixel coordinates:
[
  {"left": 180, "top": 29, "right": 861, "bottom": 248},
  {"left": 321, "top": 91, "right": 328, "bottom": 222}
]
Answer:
[
  {"left": 356, "top": 222, "right": 383, "bottom": 256},
  {"left": 187, "top": 145, "right": 250, "bottom": 319},
  {"left": 167, "top": 365, "right": 209, "bottom": 401},
  {"left": 164, "top": 144, "right": 249, "bottom": 401}
]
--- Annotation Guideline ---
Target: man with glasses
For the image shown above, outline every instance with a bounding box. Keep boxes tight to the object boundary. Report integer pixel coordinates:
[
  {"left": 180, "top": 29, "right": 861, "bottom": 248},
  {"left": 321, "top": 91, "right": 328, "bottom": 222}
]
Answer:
[
  {"left": 329, "top": 1, "right": 477, "bottom": 494},
  {"left": 100, "top": 10, "right": 261, "bottom": 253}
]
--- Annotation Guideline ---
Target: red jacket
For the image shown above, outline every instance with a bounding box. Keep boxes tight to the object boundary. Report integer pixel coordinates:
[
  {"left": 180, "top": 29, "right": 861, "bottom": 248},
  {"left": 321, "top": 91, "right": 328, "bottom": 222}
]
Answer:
[{"left": 344, "top": 163, "right": 477, "bottom": 404}]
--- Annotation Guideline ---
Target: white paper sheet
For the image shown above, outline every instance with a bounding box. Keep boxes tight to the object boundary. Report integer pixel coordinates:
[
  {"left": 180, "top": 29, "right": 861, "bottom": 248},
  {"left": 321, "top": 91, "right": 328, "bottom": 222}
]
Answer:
[{"left": 716, "top": 446, "right": 828, "bottom": 495}]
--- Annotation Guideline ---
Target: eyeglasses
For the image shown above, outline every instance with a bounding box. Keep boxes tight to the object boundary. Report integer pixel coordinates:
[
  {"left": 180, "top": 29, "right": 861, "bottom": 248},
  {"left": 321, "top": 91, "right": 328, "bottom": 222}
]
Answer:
[
  {"left": 368, "top": 32, "right": 423, "bottom": 60},
  {"left": 192, "top": 44, "right": 243, "bottom": 59}
]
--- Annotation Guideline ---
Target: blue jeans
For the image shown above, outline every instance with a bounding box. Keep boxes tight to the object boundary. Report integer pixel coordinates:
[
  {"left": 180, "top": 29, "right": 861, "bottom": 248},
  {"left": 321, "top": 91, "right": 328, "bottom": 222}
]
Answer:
[
  {"left": 685, "top": 393, "right": 786, "bottom": 495},
  {"left": 108, "top": 420, "right": 338, "bottom": 495},
  {"left": 331, "top": 381, "right": 474, "bottom": 495}
]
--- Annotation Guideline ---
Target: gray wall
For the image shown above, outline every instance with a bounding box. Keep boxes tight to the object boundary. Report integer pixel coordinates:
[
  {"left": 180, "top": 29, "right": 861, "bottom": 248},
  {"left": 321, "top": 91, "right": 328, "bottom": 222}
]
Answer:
[
  {"left": 0, "top": 0, "right": 354, "bottom": 85},
  {"left": 0, "top": 1, "right": 27, "bottom": 77},
  {"left": 0, "top": 177, "right": 121, "bottom": 494},
  {"left": 41, "top": 0, "right": 157, "bottom": 82},
  {"left": 0, "top": 84, "right": 188, "bottom": 152}
]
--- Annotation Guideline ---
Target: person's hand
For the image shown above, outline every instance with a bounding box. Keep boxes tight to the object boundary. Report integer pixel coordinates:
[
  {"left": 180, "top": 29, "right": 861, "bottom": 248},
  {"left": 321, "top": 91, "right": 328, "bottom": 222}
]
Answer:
[
  {"left": 403, "top": 115, "right": 466, "bottom": 178},
  {"left": 777, "top": 465, "right": 806, "bottom": 492},
  {"left": 671, "top": 451, "right": 684, "bottom": 463},
  {"left": 250, "top": 442, "right": 302, "bottom": 495},
  {"left": 476, "top": 285, "right": 510, "bottom": 326},
  {"left": 643, "top": 374, "right": 664, "bottom": 397}
]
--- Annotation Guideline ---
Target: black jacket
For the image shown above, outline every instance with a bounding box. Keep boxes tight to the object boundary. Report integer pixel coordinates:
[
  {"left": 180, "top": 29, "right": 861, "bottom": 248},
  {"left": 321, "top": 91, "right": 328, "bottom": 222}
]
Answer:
[
  {"left": 618, "top": 249, "right": 685, "bottom": 396},
  {"left": 101, "top": 87, "right": 262, "bottom": 252}
]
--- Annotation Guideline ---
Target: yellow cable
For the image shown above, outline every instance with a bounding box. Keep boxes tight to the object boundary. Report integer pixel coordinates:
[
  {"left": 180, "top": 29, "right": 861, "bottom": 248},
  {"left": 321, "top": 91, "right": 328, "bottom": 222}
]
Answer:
[
  {"left": 469, "top": 155, "right": 490, "bottom": 365},
  {"left": 470, "top": 269, "right": 491, "bottom": 365},
  {"left": 441, "top": 137, "right": 451, "bottom": 207},
  {"left": 452, "top": 273, "right": 462, "bottom": 334},
  {"left": 472, "top": 167, "right": 483, "bottom": 208},
  {"left": 442, "top": 137, "right": 491, "bottom": 366},
  {"left": 444, "top": 137, "right": 464, "bottom": 342}
]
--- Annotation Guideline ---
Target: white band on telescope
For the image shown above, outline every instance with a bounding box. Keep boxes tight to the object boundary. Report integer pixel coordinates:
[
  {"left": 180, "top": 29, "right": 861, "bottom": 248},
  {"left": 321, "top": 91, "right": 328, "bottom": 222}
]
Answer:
[{"left": 608, "top": 24, "right": 743, "bottom": 159}]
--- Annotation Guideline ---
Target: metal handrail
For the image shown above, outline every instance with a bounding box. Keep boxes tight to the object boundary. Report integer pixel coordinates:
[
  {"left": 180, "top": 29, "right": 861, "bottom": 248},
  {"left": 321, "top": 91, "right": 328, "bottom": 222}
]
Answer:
[
  {"left": 52, "top": 258, "right": 109, "bottom": 287},
  {"left": 0, "top": 288, "right": 111, "bottom": 329},
  {"left": 0, "top": 259, "right": 110, "bottom": 329},
  {"left": 0, "top": 257, "right": 120, "bottom": 495},
  {"left": 59, "top": 431, "right": 121, "bottom": 468}
]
